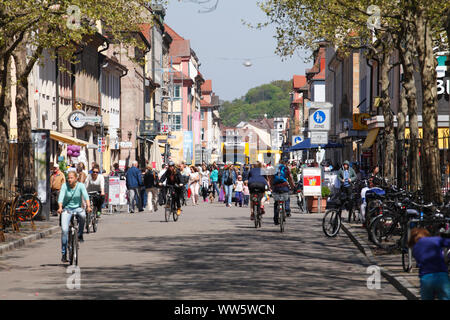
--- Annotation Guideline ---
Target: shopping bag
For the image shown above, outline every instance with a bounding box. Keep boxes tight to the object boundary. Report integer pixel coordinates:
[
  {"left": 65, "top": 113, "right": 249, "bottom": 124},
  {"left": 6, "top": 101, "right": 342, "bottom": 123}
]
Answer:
[
  {"left": 188, "top": 188, "right": 191, "bottom": 198},
  {"left": 219, "top": 187, "right": 225, "bottom": 202}
]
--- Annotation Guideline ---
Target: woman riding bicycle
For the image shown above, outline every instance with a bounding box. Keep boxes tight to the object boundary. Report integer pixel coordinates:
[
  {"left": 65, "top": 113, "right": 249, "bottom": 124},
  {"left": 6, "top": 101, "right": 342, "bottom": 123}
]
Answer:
[
  {"left": 247, "top": 161, "right": 270, "bottom": 220},
  {"left": 57, "top": 171, "right": 92, "bottom": 263},
  {"left": 159, "top": 161, "right": 184, "bottom": 216}
]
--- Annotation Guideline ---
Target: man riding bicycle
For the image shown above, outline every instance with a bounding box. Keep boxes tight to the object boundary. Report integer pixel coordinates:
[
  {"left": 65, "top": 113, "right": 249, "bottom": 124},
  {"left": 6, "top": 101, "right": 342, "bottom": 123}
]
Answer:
[
  {"left": 84, "top": 164, "right": 105, "bottom": 217},
  {"left": 159, "top": 161, "right": 184, "bottom": 216},
  {"left": 269, "top": 159, "right": 295, "bottom": 226},
  {"left": 247, "top": 162, "right": 270, "bottom": 221},
  {"left": 57, "top": 171, "right": 92, "bottom": 263},
  {"left": 338, "top": 160, "right": 357, "bottom": 211}
]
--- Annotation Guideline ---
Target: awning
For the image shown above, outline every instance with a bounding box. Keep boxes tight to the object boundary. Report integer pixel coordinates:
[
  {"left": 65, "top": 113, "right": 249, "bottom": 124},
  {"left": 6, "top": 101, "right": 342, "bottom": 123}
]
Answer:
[
  {"left": 50, "top": 131, "right": 89, "bottom": 147},
  {"left": 362, "top": 128, "right": 380, "bottom": 149}
]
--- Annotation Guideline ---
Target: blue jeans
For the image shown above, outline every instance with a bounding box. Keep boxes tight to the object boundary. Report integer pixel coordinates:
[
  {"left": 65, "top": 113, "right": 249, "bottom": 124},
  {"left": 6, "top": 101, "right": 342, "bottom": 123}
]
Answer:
[
  {"left": 420, "top": 272, "right": 450, "bottom": 300},
  {"left": 212, "top": 181, "right": 220, "bottom": 197},
  {"left": 235, "top": 191, "right": 243, "bottom": 206},
  {"left": 61, "top": 207, "right": 86, "bottom": 256},
  {"left": 224, "top": 185, "right": 233, "bottom": 205}
]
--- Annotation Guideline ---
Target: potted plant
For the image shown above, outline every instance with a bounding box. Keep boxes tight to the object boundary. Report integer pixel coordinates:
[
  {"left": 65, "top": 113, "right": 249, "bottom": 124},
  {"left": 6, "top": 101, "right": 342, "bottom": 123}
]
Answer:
[{"left": 308, "top": 186, "right": 331, "bottom": 213}]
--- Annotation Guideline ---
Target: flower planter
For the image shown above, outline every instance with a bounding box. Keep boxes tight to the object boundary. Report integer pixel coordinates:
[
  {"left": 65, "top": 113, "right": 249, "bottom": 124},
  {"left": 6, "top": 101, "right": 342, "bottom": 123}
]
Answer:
[{"left": 307, "top": 196, "right": 327, "bottom": 213}]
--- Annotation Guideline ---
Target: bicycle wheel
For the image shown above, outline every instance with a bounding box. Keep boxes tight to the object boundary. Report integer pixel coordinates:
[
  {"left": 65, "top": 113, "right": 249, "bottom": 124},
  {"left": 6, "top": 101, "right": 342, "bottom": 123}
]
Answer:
[
  {"left": 165, "top": 197, "right": 171, "bottom": 222},
  {"left": 322, "top": 209, "right": 341, "bottom": 237},
  {"left": 370, "top": 213, "right": 402, "bottom": 249},
  {"left": 279, "top": 203, "right": 285, "bottom": 233},
  {"left": 16, "top": 195, "right": 42, "bottom": 221},
  {"left": 402, "top": 227, "right": 413, "bottom": 272},
  {"left": 254, "top": 203, "right": 259, "bottom": 228},
  {"left": 85, "top": 211, "right": 91, "bottom": 234},
  {"left": 92, "top": 213, "right": 98, "bottom": 233},
  {"left": 69, "top": 227, "right": 78, "bottom": 266}
]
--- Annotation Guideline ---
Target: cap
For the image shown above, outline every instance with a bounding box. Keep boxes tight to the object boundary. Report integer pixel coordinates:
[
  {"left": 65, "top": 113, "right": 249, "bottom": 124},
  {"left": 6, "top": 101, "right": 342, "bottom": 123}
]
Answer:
[{"left": 168, "top": 161, "right": 175, "bottom": 166}]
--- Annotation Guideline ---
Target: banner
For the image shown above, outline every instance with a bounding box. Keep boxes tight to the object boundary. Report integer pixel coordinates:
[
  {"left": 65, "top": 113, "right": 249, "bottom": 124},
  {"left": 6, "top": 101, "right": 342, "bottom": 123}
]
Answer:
[
  {"left": 108, "top": 177, "right": 120, "bottom": 205},
  {"left": 302, "top": 167, "right": 322, "bottom": 197}
]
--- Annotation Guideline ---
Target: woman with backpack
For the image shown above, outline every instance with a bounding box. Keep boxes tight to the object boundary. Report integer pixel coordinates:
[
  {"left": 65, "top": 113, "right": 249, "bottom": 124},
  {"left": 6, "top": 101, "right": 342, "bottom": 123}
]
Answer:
[{"left": 221, "top": 165, "right": 237, "bottom": 207}]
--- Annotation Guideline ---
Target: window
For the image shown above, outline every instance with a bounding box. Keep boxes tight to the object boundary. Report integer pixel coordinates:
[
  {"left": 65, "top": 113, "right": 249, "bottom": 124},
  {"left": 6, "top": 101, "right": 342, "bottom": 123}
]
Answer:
[
  {"left": 167, "top": 113, "right": 182, "bottom": 131},
  {"left": 174, "top": 85, "right": 181, "bottom": 98},
  {"left": 201, "top": 128, "right": 205, "bottom": 140},
  {"left": 201, "top": 110, "right": 204, "bottom": 121}
]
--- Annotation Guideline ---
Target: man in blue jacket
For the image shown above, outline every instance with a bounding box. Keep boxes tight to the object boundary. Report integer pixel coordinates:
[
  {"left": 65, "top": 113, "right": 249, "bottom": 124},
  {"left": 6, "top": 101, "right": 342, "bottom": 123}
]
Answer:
[{"left": 126, "top": 161, "right": 144, "bottom": 213}]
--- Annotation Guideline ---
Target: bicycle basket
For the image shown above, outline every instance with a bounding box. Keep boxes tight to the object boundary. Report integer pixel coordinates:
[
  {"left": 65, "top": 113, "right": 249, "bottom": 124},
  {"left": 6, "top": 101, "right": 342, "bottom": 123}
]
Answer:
[{"left": 272, "top": 193, "right": 290, "bottom": 202}]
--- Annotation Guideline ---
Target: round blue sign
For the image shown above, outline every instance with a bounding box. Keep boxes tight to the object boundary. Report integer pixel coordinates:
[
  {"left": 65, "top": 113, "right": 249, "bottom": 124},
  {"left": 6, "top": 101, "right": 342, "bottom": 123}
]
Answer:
[
  {"left": 294, "top": 136, "right": 303, "bottom": 144},
  {"left": 313, "top": 110, "right": 326, "bottom": 124}
]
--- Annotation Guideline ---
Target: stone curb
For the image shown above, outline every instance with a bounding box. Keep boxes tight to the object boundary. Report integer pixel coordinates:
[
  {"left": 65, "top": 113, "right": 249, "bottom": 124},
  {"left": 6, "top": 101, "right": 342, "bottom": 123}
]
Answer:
[
  {"left": 341, "top": 222, "right": 420, "bottom": 300},
  {"left": 0, "top": 226, "right": 60, "bottom": 256}
]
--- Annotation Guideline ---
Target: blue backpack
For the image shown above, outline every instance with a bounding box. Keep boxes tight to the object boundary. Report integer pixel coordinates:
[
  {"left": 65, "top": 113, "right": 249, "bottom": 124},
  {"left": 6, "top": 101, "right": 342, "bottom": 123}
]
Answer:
[{"left": 273, "top": 164, "right": 288, "bottom": 185}]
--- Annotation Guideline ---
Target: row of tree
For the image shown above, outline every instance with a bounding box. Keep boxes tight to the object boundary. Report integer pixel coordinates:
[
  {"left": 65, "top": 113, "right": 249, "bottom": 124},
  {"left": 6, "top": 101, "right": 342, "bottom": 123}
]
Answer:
[
  {"left": 257, "top": 0, "right": 450, "bottom": 203},
  {"left": 0, "top": 0, "right": 165, "bottom": 190},
  {"left": 221, "top": 80, "right": 291, "bottom": 126}
]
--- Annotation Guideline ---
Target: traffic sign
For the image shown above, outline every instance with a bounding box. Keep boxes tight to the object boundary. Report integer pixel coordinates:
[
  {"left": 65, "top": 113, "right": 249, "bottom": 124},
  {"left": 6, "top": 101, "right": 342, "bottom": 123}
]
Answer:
[
  {"left": 309, "top": 109, "right": 331, "bottom": 131},
  {"left": 311, "top": 131, "right": 328, "bottom": 144},
  {"left": 305, "top": 101, "right": 333, "bottom": 109},
  {"left": 292, "top": 135, "right": 304, "bottom": 145}
]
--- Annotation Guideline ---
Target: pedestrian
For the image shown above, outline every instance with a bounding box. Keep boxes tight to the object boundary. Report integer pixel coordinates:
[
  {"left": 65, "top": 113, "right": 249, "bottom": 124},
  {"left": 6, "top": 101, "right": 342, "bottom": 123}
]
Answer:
[
  {"left": 201, "top": 164, "right": 210, "bottom": 202},
  {"left": 243, "top": 181, "right": 250, "bottom": 207},
  {"left": 409, "top": 228, "right": 450, "bottom": 300},
  {"left": 337, "top": 160, "right": 357, "bottom": 211},
  {"left": 50, "top": 164, "right": 66, "bottom": 216},
  {"left": 76, "top": 164, "right": 87, "bottom": 183},
  {"left": 144, "top": 165, "right": 159, "bottom": 212},
  {"left": 189, "top": 166, "right": 200, "bottom": 205},
  {"left": 234, "top": 175, "right": 244, "bottom": 207},
  {"left": 222, "top": 164, "right": 237, "bottom": 207},
  {"left": 126, "top": 161, "right": 144, "bottom": 213}
]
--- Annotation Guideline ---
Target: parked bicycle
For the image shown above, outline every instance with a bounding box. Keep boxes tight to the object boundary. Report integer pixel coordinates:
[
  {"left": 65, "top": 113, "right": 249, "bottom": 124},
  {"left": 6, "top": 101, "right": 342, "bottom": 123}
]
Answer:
[{"left": 322, "top": 185, "right": 356, "bottom": 237}]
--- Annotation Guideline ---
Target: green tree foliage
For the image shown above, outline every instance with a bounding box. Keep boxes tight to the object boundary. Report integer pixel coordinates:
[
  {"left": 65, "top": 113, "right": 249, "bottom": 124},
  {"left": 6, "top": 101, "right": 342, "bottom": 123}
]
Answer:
[{"left": 221, "top": 80, "right": 291, "bottom": 126}]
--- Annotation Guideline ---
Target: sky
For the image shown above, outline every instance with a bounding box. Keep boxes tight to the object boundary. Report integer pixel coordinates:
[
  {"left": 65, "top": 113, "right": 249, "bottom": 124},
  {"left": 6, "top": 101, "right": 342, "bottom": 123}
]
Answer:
[{"left": 164, "top": 0, "right": 310, "bottom": 102}]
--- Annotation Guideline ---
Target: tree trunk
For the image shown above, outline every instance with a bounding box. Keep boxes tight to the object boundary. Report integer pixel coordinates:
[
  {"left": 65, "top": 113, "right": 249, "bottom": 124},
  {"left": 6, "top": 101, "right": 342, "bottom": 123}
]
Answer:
[
  {"left": 415, "top": 7, "right": 442, "bottom": 203},
  {"left": 398, "top": 17, "right": 421, "bottom": 192},
  {"left": 12, "top": 39, "right": 42, "bottom": 192},
  {"left": 378, "top": 36, "right": 395, "bottom": 183},
  {"left": 0, "top": 54, "right": 12, "bottom": 189},
  {"left": 397, "top": 86, "right": 407, "bottom": 189}
]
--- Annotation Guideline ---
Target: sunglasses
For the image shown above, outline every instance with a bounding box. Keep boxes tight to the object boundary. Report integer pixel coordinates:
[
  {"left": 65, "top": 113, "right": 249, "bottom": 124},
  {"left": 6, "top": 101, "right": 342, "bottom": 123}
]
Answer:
[{"left": 93, "top": 171, "right": 99, "bottom": 174}]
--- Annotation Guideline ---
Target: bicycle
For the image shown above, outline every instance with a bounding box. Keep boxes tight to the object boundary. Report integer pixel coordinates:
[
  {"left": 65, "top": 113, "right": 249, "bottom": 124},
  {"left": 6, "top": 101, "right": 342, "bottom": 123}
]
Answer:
[
  {"left": 165, "top": 185, "right": 182, "bottom": 222},
  {"left": 250, "top": 188, "right": 265, "bottom": 229},
  {"left": 67, "top": 213, "right": 79, "bottom": 266},
  {"left": 322, "top": 189, "right": 354, "bottom": 237},
  {"left": 273, "top": 192, "right": 290, "bottom": 233},
  {"left": 86, "top": 192, "right": 100, "bottom": 233}
]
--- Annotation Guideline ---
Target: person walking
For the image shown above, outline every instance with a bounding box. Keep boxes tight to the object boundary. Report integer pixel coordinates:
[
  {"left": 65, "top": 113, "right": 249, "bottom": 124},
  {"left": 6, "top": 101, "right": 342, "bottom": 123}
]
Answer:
[
  {"left": 222, "top": 165, "right": 237, "bottom": 207},
  {"left": 144, "top": 165, "right": 159, "bottom": 212},
  {"left": 189, "top": 166, "right": 200, "bottom": 205},
  {"left": 76, "top": 164, "right": 87, "bottom": 183},
  {"left": 409, "top": 228, "right": 450, "bottom": 300},
  {"left": 126, "top": 161, "right": 144, "bottom": 213},
  {"left": 337, "top": 160, "right": 357, "bottom": 212},
  {"left": 201, "top": 164, "right": 210, "bottom": 202},
  {"left": 243, "top": 181, "right": 250, "bottom": 207},
  {"left": 51, "top": 164, "right": 66, "bottom": 216},
  {"left": 210, "top": 164, "right": 220, "bottom": 200},
  {"left": 234, "top": 175, "right": 244, "bottom": 207}
]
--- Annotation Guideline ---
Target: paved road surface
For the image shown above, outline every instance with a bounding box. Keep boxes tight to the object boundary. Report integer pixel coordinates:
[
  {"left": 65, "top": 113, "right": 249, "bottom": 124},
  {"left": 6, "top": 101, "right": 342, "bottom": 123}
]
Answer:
[{"left": 0, "top": 199, "right": 405, "bottom": 299}]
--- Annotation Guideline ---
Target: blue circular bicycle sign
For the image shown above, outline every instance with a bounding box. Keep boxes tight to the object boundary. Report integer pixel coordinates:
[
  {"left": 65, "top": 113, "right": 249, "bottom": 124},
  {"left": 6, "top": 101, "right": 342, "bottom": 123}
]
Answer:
[{"left": 313, "top": 110, "right": 326, "bottom": 124}]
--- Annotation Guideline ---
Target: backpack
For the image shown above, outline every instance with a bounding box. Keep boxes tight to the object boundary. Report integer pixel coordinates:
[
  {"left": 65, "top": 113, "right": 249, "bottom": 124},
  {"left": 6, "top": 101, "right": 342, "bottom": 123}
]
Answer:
[
  {"left": 225, "top": 171, "right": 233, "bottom": 186},
  {"left": 273, "top": 164, "right": 288, "bottom": 185}
]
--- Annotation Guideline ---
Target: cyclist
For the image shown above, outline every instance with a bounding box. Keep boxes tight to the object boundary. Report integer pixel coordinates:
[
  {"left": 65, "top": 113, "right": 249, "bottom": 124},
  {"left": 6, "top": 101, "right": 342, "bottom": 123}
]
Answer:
[
  {"left": 57, "top": 171, "right": 92, "bottom": 263},
  {"left": 84, "top": 164, "right": 105, "bottom": 218},
  {"left": 338, "top": 160, "right": 357, "bottom": 212},
  {"left": 247, "top": 161, "right": 270, "bottom": 220},
  {"left": 269, "top": 159, "right": 295, "bottom": 226},
  {"left": 159, "top": 161, "right": 184, "bottom": 216}
]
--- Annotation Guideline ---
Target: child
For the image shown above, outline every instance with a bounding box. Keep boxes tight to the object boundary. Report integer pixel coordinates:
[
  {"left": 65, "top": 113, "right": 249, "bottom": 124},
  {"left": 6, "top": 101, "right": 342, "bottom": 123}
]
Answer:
[
  {"left": 409, "top": 228, "right": 450, "bottom": 300},
  {"left": 234, "top": 175, "right": 244, "bottom": 207},
  {"left": 243, "top": 181, "right": 250, "bottom": 207}
]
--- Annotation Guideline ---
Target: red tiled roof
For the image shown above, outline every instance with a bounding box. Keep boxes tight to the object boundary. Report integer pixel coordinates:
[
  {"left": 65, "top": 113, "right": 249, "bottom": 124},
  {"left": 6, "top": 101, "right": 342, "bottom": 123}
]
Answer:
[
  {"left": 201, "top": 80, "right": 212, "bottom": 93},
  {"left": 164, "top": 24, "right": 184, "bottom": 41},
  {"left": 293, "top": 75, "right": 307, "bottom": 89},
  {"left": 139, "top": 24, "right": 152, "bottom": 43},
  {"left": 169, "top": 39, "right": 191, "bottom": 59}
]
